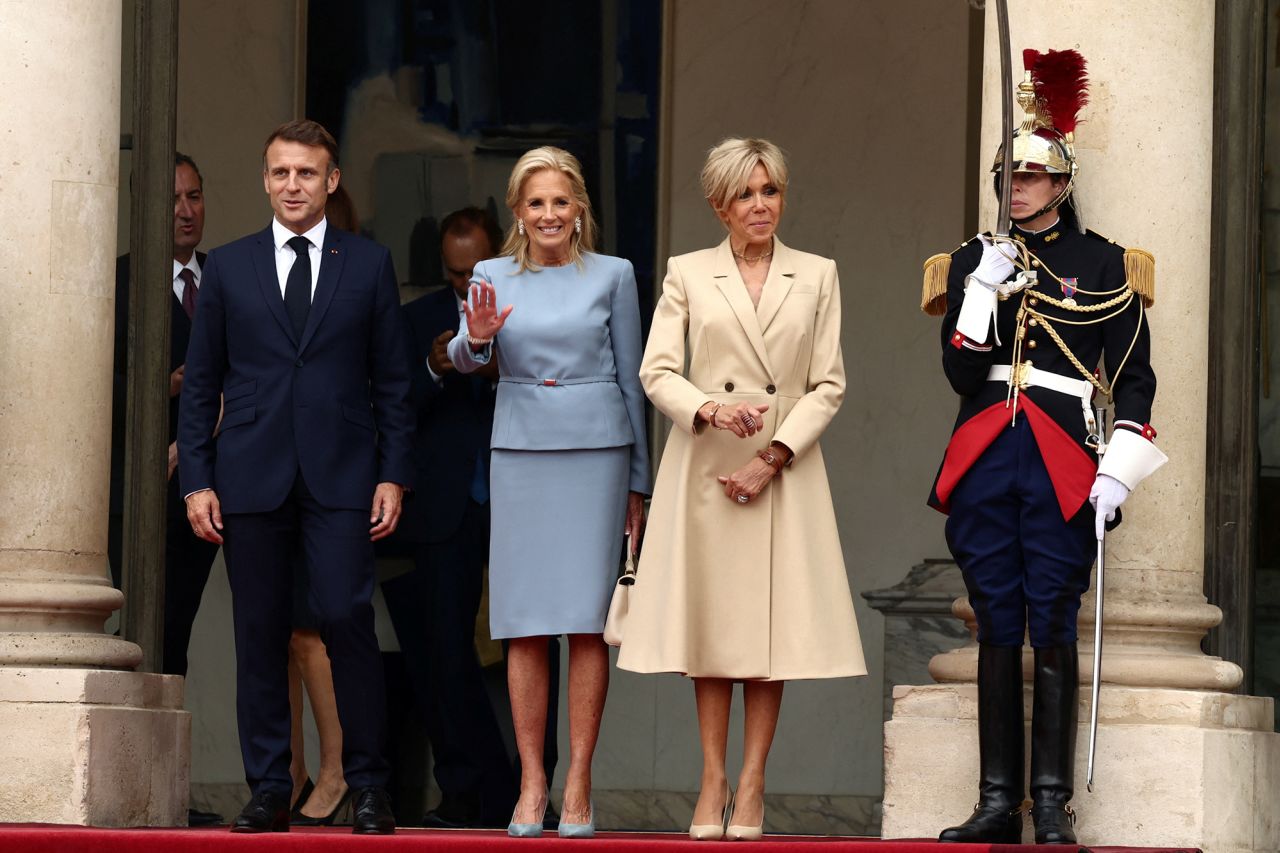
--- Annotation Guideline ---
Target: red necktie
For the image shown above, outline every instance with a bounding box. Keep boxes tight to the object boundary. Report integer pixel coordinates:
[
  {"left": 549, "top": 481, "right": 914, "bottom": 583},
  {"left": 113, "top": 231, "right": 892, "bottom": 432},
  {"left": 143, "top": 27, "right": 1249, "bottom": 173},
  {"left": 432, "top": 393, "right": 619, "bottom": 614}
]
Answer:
[{"left": 180, "top": 268, "right": 198, "bottom": 319}]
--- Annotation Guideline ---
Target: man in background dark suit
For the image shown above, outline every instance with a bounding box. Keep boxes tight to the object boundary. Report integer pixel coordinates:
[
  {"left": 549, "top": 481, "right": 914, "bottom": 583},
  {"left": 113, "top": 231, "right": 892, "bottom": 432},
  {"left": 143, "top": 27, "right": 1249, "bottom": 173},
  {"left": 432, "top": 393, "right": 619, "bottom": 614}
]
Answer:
[
  {"left": 110, "top": 153, "right": 223, "bottom": 827},
  {"left": 387, "top": 208, "right": 517, "bottom": 828},
  {"left": 110, "top": 152, "right": 222, "bottom": 682},
  {"left": 179, "top": 120, "right": 412, "bottom": 835}
]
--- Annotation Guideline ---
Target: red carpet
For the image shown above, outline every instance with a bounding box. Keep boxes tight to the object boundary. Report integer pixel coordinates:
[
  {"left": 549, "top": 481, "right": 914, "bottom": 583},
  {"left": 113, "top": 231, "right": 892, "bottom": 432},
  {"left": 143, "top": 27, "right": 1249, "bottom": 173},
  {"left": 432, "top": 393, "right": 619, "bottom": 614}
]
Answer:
[{"left": 0, "top": 825, "right": 1202, "bottom": 853}]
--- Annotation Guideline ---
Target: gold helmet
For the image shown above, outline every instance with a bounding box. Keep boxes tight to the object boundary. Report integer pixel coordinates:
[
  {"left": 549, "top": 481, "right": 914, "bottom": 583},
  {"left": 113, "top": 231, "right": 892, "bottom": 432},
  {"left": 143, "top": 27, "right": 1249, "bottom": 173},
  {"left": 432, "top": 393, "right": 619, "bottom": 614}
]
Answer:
[{"left": 991, "top": 49, "right": 1089, "bottom": 219}]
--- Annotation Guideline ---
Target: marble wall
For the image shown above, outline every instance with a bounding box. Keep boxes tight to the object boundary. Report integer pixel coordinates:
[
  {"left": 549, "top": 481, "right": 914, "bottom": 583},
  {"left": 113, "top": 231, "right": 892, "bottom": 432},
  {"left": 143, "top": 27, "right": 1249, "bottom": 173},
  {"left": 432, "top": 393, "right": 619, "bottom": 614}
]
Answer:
[{"left": 113, "top": 0, "right": 975, "bottom": 832}]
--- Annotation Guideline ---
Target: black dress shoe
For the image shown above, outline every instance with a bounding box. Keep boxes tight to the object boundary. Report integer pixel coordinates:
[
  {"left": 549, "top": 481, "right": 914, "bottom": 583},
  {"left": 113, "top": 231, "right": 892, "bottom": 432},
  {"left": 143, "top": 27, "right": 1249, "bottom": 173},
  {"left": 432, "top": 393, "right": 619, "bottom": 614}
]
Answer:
[
  {"left": 187, "top": 807, "right": 223, "bottom": 826},
  {"left": 1032, "top": 802, "right": 1077, "bottom": 845},
  {"left": 352, "top": 787, "right": 396, "bottom": 835},
  {"left": 231, "top": 791, "right": 290, "bottom": 833}
]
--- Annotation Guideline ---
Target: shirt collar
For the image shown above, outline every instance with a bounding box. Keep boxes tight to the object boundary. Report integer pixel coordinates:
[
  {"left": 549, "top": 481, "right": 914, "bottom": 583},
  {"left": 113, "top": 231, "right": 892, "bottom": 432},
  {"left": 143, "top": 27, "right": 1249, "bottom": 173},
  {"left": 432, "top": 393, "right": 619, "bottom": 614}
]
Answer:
[
  {"left": 272, "top": 216, "right": 328, "bottom": 252},
  {"left": 173, "top": 256, "right": 201, "bottom": 282}
]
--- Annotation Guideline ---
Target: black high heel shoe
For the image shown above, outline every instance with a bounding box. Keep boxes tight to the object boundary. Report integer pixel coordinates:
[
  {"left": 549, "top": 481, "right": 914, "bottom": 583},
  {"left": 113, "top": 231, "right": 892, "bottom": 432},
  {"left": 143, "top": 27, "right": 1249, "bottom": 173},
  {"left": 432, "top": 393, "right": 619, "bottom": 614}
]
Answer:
[
  {"left": 291, "top": 786, "right": 352, "bottom": 826},
  {"left": 289, "top": 778, "right": 315, "bottom": 817}
]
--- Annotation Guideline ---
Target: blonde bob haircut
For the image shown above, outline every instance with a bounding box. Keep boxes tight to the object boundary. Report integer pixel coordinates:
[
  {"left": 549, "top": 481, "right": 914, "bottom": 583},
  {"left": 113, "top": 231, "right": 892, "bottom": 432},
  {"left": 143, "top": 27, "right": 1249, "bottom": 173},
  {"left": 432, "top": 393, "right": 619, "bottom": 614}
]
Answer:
[
  {"left": 501, "top": 146, "right": 598, "bottom": 272},
  {"left": 700, "top": 137, "right": 789, "bottom": 215}
]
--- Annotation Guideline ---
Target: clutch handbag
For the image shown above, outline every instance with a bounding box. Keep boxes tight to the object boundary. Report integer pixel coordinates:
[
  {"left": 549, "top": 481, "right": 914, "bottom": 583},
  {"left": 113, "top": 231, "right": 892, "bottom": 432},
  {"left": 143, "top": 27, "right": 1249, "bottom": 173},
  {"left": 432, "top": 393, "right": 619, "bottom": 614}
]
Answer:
[{"left": 603, "top": 535, "right": 637, "bottom": 647}]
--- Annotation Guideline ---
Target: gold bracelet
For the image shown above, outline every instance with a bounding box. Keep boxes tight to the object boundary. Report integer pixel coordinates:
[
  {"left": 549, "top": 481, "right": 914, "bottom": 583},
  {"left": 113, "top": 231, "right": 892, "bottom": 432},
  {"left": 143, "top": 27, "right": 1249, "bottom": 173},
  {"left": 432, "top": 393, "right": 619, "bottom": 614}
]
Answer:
[{"left": 706, "top": 403, "right": 723, "bottom": 429}]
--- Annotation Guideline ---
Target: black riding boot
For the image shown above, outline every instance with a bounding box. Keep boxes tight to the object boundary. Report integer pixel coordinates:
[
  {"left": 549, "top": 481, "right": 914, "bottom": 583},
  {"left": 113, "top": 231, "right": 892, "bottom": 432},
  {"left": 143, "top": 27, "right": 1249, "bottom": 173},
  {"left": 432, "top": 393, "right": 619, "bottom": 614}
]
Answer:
[
  {"left": 1030, "top": 643, "right": 1079, "bottom": 845},
  {"left": 939, "top": 643, "right": 1025, "bottom": 844}
]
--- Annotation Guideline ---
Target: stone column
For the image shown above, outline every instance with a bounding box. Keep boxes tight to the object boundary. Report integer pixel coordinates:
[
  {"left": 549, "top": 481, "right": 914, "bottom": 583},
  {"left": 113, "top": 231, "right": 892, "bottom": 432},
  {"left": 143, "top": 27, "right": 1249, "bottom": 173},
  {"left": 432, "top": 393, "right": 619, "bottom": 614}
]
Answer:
[
  {"left": 883, "top": 3, "right": 1280, "bottom": 851},
  {"left": 0, "top": 0, "right": 187, "bottom": 825}
]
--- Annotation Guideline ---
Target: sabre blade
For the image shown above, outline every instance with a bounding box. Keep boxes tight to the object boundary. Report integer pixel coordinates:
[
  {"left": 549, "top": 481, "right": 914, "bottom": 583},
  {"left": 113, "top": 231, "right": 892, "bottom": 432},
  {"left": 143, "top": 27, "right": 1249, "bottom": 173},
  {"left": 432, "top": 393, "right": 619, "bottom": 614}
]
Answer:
[
  {"left": 995, "top": 0, "right": 1014, "bottom": 237},
  {"left": 1086, "top": 406, "right": 1108, "bottom": 792}
]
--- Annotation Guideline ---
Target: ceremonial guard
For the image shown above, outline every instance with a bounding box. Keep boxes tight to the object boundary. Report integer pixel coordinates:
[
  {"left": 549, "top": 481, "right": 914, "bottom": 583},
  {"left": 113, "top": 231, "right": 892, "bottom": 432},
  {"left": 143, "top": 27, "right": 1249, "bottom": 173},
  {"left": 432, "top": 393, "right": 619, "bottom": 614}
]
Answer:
[{"left": 921, "top": 50, "right": 1167, "bottom": 845}]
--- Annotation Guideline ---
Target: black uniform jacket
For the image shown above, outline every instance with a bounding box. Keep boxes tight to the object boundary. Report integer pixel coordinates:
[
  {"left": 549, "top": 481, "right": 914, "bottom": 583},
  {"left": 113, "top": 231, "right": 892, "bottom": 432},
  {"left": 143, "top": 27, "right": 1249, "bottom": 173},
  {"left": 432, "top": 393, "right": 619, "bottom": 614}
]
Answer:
[{"left": 927, "top": 225, "right": 1156, "bottom": 520}]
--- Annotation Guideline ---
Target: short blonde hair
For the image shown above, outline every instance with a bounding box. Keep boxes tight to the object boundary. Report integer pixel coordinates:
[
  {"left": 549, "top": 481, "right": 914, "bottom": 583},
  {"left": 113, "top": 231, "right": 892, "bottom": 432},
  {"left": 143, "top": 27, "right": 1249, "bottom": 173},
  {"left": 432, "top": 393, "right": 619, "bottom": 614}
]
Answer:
[
  {"left": 501, "top": 146, "right": 598, "bottom": 272},
  {"left": 700, "top": 137, "right": 789, "bottom": 214}
]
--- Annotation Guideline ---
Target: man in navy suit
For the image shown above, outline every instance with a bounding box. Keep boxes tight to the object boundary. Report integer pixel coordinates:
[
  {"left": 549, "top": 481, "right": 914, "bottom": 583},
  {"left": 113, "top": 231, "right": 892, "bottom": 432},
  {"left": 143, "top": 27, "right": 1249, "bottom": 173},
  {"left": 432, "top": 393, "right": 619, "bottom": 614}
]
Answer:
[{"left": 178, "top": 120, "right": 413, "bottom": 835}]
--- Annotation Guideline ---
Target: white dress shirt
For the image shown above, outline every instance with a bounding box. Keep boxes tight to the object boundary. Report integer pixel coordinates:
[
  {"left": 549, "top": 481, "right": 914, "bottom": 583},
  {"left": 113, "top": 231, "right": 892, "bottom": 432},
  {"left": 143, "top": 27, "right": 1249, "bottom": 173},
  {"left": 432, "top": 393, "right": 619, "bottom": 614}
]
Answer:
[
  {"left": 271, "top": 217, "right": 326, "bottom": 298},
  {"left": 173, "top": 256, "right": 201, "bottom": 302}
]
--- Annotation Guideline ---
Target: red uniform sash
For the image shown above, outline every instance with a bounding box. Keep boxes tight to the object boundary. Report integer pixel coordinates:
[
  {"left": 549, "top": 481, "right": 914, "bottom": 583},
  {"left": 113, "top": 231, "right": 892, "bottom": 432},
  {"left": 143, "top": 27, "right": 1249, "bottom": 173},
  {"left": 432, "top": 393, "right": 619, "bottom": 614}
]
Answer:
[{"left": 934, "top": 396, "right": 1096, "bottom": 520}]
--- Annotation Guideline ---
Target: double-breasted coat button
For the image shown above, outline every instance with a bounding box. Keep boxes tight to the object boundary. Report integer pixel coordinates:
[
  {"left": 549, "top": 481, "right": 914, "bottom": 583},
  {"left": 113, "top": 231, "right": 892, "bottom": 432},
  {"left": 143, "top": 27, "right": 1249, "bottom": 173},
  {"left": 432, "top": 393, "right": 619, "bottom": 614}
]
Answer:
[
  {"left": 766, "top": 384, "right": 776, "bottom": 394},
  {"left": 724, "top": 382, "right": 734, "bottom": 392}
]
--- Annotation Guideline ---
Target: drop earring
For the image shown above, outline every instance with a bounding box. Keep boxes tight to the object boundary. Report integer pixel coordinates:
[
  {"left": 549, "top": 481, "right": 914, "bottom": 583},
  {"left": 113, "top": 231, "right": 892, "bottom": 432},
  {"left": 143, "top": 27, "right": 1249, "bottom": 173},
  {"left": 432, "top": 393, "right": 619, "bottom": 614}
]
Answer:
[
  {"left": 518, "top": 220, "right": 525, "bottom": 236},
  {"left": 574, "top": 216, "right": 582, "bottom": 235}
]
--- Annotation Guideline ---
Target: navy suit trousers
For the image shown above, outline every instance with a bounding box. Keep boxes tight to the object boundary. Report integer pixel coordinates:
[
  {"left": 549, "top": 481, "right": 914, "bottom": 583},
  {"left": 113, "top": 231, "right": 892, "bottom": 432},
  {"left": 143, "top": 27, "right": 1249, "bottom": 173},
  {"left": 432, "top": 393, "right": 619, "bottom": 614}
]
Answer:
[
  {"left": 945, "top": 416, "right": 1096, "bottom": 648},
  {"left": 222, "top": 471, "right": 388, "bottom": 795}
]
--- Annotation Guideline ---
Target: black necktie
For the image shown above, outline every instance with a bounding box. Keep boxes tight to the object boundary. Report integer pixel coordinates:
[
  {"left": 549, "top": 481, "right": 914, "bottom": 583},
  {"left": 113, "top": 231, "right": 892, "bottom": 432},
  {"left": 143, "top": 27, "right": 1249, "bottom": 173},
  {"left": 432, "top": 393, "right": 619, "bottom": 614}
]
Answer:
[{"left": 284, "top": 235, "right": 312, "bottom": 339}]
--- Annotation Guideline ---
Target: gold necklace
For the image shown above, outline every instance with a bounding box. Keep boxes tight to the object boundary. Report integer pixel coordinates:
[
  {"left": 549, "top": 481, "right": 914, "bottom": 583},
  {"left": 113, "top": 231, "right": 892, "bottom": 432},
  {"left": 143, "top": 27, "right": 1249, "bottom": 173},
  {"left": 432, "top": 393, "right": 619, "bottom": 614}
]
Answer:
[{"left": 732, "top": 245, "right": 773, "bottom": 264}]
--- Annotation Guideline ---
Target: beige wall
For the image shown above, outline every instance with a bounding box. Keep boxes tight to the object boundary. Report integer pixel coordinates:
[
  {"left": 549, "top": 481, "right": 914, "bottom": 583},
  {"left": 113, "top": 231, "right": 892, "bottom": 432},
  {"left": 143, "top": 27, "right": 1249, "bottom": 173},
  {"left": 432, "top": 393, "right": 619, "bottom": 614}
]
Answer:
[{"left": 117, "top": 0, "right": 974, "bottom": 809}]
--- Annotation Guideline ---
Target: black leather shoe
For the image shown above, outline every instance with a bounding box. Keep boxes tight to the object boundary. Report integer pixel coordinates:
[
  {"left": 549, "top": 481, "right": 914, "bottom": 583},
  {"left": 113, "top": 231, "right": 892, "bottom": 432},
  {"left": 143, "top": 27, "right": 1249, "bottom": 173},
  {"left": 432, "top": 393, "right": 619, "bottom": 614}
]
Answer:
[
  {"left": 187, "top": 807, "right": 223, "bottom": 826},
  {"left": 231, "top": 791, "right": 289, "bottom": 833},
  {"left": 352, "top": 787, "right": 396, "bottom": 835},
  {"left": 1032, "top": 802, "right": 1077, "bottom": 844}
]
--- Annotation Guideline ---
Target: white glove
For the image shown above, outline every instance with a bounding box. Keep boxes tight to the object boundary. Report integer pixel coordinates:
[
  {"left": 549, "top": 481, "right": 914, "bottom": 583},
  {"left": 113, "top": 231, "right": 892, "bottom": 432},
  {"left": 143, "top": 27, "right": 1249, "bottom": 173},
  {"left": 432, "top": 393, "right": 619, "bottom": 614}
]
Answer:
[
  {"left": 969, "top": 235, "right": 1019, "bottom": 288},
  {"left": 1089, "top": 473, "right": 1130, "bottom": 540}
]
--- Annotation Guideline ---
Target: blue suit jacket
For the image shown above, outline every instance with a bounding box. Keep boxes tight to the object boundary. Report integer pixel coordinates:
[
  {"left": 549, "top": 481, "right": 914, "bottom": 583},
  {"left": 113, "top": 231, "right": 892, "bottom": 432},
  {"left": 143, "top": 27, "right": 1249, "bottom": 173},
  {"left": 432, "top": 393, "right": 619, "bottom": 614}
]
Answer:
[
  {"left": 178, "top": 223, "right": 414, "bottom": 514},
  {"left": 448, "top": 253, "right": 650, "bottom": 493},
  {"left": 394, "top": 287, "right": 495, "bottom": 543}
]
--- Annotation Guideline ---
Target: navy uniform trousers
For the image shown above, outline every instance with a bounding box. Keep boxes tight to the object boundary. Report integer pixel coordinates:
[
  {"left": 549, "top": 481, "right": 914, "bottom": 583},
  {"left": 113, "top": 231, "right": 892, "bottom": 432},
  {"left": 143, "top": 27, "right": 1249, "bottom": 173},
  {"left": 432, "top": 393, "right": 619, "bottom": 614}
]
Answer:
[{"left": 944, "top": 416, "right": 1096, "bottom": 649}]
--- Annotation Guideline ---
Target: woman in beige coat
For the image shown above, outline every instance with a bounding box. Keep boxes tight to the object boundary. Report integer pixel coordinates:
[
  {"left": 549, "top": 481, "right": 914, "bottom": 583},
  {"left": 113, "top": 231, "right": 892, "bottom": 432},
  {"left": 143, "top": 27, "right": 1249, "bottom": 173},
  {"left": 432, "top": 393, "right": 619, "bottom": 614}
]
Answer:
[{"left": 616, "top": 138, "right": 865, "bottom": 841}]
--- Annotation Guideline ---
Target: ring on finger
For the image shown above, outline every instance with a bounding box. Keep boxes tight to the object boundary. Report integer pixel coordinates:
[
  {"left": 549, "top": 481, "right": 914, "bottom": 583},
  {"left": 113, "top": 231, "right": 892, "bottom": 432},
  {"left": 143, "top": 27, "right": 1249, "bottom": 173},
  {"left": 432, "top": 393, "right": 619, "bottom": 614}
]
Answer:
[
  {"left": 741, "top": 414, "right": 756, "bottom": 430},
  {"left": 736, "top": 494, "right": 749, "bottom": 504}
]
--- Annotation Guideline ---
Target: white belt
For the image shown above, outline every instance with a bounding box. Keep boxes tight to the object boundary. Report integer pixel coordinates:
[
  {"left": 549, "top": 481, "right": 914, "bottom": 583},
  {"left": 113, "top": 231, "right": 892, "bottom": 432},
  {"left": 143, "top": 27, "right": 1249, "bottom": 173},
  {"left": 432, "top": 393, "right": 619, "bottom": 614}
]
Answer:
[
  {"left": 988, "top": 363, "right": 1096, "bottom": 436},
  {"left": 987, "top": 363, "right": 1090, "bottom": 400}
]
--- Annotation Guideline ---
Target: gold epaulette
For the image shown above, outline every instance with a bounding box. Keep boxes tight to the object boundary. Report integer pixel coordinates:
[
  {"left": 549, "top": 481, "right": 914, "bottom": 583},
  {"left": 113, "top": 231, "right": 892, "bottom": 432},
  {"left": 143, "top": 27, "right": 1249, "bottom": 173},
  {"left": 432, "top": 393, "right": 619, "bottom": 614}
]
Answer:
[
  {"left": 1124, "top": 248, "right": 1155, "bottom": 308},
  {"left": 921, "top": 253, "right": 950, "bottom": 316}
]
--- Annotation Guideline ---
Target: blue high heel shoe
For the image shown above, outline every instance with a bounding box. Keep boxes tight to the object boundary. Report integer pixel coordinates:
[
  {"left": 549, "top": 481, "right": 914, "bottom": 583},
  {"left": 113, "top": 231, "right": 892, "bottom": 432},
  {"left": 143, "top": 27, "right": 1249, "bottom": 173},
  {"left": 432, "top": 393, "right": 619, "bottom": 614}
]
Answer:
[
  {"left": 507, "top": 790, "right": 549, "bottom": 838},
  {"left": 557, "top": 799, "right": 595, "bottom": 838}
]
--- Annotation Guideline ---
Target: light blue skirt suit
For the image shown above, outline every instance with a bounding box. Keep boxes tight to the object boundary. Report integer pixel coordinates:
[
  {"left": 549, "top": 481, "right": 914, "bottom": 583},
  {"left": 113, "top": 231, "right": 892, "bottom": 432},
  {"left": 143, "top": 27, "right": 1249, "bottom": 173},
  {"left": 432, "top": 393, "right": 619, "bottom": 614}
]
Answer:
[{"left": 448, "top": 253, "right": 650, "bottom": 639}]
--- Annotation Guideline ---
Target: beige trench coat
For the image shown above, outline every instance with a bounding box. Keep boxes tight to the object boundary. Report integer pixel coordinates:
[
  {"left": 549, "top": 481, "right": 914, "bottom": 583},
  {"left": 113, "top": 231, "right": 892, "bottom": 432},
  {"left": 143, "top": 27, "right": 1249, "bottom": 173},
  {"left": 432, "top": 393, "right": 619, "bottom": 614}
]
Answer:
[{"left": 616, "top": 238, "right": 866, "bottom": 680}]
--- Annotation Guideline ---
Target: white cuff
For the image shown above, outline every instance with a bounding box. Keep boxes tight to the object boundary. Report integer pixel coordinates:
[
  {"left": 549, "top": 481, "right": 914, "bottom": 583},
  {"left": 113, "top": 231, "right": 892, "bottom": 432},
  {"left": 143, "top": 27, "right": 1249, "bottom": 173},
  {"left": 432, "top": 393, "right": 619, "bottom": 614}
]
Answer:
[
  {"left": 955, "top": 277, "right": 999, "bottom": 344},
  {"left": 1097, "top": 428, "right": 1169, "bottom": 490},
  {"left": 426, "top": 359, "right": 444, "bottom": 385}
]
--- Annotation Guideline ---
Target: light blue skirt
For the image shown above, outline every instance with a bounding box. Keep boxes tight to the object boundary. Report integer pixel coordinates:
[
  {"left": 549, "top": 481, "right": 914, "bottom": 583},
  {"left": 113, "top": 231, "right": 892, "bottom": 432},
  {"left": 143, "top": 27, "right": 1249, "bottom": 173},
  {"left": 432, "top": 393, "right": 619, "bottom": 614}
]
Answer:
[{"left": 487, "top": 447, "right": 629, "bottom": 639}]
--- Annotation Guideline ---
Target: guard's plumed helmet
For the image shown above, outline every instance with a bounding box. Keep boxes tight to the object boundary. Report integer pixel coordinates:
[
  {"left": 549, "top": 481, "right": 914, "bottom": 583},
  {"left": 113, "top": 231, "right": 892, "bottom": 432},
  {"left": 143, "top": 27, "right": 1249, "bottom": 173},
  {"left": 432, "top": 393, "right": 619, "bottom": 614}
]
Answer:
[{"left": 992, "top": 49, "right": 1089, "bottom": 222}]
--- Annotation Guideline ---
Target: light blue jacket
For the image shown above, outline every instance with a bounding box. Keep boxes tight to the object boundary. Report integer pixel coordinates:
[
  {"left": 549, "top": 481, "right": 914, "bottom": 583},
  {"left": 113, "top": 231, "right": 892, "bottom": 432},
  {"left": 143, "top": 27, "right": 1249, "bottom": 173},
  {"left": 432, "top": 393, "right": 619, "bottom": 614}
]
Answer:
[{"left": 448, "top": 253, "right": 651, "bottom": 494}]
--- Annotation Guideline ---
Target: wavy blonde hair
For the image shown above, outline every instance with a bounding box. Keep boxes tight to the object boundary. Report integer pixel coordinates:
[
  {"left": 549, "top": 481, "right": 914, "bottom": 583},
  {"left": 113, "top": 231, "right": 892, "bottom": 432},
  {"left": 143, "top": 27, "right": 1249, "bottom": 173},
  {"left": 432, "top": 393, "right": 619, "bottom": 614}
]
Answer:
[
  {"left": 699, "top": 137, "right": 789, "bottom": 216},
  {"left": 501, "top": 146, "right": 598, "bottom": 272}
]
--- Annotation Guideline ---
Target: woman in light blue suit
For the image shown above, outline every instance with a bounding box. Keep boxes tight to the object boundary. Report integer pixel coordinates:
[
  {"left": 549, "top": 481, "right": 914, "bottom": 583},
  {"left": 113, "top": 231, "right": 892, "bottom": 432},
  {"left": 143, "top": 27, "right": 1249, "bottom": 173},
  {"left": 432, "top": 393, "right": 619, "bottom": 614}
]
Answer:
[{"left": 449, "top": 147, "right": 649, "bottom": 838}]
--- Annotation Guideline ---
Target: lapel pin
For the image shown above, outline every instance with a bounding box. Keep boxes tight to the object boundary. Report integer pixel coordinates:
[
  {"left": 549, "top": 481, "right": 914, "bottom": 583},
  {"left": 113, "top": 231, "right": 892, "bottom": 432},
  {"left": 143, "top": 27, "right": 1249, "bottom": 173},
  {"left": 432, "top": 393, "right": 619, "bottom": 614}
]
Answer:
[{"left": 329, "top": 248, "right": 338, "bottom": 254}]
